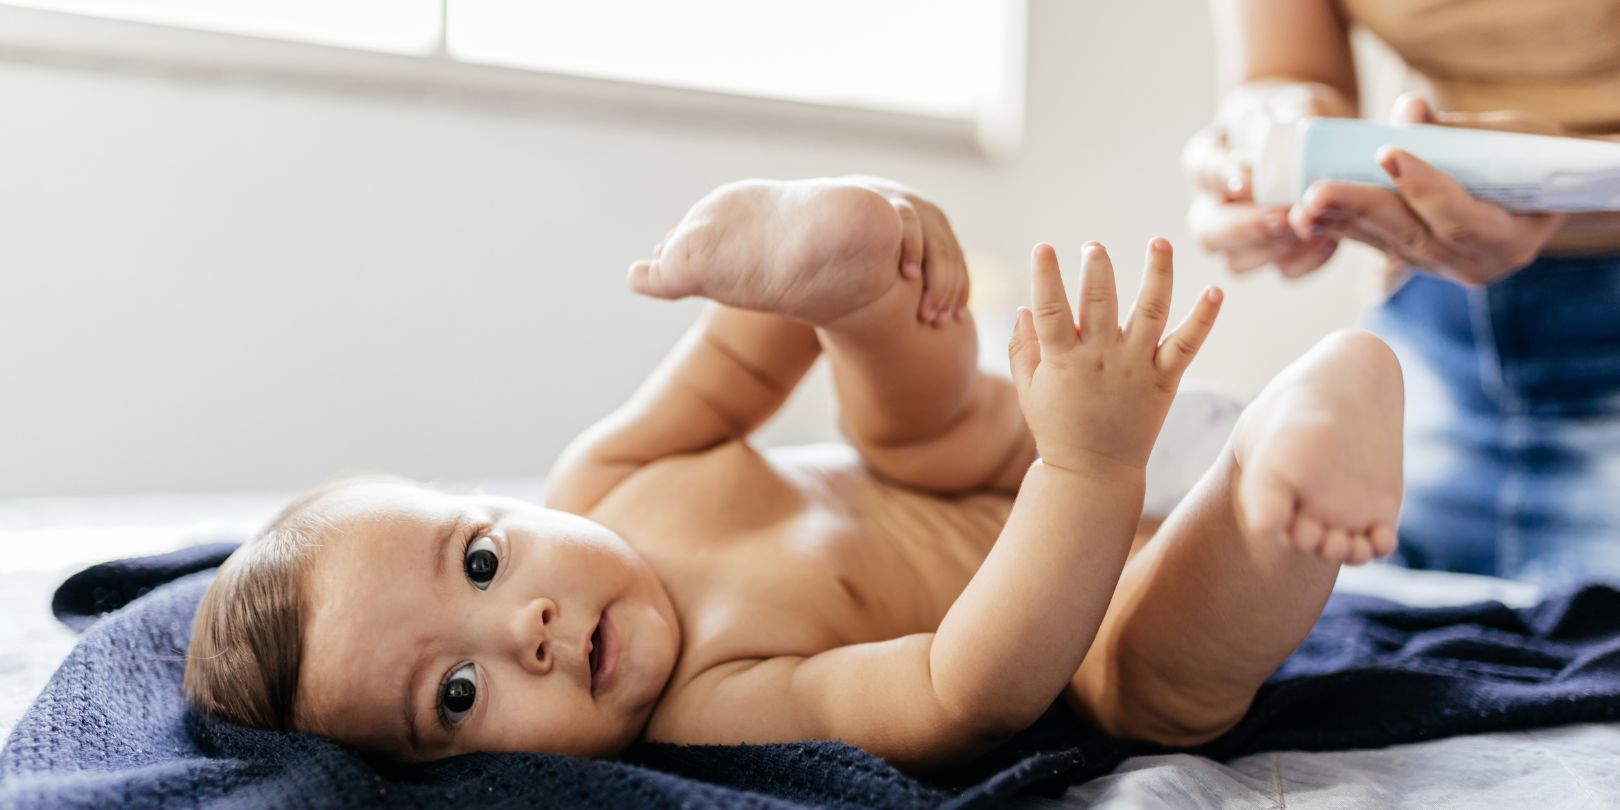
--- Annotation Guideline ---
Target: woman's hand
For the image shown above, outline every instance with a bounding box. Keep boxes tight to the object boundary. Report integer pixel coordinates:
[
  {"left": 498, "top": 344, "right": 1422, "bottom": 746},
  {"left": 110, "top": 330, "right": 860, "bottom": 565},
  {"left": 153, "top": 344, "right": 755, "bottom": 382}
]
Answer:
[
  {"left": 1183, "top": 85, "right": 1347, "bottom": 279},
  {"left": 1290, "top": 96, "right": 1567, "bottom": 287}
]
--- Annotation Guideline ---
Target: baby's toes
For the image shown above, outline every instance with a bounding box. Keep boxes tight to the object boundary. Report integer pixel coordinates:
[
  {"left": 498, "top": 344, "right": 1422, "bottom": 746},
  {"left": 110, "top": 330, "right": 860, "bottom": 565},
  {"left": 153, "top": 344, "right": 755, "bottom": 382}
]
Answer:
[
  {"left": 1319, "top": 527, "right": 1351, "bottom": 563},
  {"left": 1345, "top": 532, "right": 1375, "bottom": 566},
  {"left": 1289, "top": 514, "right": 1324, "bottom": 554},
  {"left": 1370, "top": 525, "right": 1399, "bottom": 558},
  {"left": 628, "top": 259, "right": 686, "bottom": 300}
]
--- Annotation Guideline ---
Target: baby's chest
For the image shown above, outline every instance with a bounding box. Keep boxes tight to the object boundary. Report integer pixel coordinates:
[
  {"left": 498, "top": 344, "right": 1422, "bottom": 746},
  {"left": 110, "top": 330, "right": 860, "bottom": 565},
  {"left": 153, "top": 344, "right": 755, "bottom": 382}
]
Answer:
[
  {"left": 679, "top": 520, "right": 921, "bottom": 656},
  {"left": 596, "top": 444, "right": 990, "bottom": 661}
]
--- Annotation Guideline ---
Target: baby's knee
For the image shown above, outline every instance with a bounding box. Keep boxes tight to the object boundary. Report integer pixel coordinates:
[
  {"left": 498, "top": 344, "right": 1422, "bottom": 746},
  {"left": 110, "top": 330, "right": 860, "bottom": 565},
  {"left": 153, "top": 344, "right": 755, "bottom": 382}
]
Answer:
[{"left": 1084, "top": 673, "right": 1251, "bottom": 748}]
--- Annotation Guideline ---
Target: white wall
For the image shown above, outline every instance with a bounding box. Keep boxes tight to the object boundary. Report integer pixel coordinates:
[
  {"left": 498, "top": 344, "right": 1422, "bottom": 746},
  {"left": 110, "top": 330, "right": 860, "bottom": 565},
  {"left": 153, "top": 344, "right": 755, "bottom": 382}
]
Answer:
[{"left": 0, "top": 0, "right": 1363, "bottom": 497}]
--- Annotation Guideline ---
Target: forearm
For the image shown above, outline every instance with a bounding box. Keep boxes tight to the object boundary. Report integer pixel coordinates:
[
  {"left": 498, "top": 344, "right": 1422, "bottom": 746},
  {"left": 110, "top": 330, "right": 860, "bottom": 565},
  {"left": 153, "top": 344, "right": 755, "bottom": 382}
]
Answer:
[
  {"left": 1212, "top": 0, "right": 1357, "bottom": 100},
  {"left": 928, "top": 461, "right": 1144, "bottom": 731}
]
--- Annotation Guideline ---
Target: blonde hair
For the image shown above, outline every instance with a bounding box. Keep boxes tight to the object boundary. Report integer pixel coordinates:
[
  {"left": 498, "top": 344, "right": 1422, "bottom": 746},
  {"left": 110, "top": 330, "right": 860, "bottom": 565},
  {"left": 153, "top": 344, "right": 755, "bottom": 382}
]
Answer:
[{"left": 183, "top": 476, "right": 410, "bottom": 730}]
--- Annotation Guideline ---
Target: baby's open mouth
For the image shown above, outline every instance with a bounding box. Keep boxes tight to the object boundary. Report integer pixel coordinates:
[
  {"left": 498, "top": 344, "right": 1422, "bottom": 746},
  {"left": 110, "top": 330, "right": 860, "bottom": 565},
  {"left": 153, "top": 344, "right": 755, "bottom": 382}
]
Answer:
[
  {"left": 587, "top": 609, "right": 618, "bottom": 695},
  {"left": 588, "top": 624, "right": 601, "bottom": 680}
]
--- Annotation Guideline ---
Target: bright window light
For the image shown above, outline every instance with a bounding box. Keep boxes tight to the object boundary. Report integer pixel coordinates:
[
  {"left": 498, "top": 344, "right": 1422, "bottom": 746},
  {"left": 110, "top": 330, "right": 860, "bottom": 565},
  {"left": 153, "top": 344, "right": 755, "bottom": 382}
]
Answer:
[
  {"left": 2, "top": 0, "right": 442, "bottom": 54},
  {"left": 447, "top": 0, "right": 1010, "bottom": 119},
  {"left": 1, "top": 0, "right": 1014, "bottom": 122}
]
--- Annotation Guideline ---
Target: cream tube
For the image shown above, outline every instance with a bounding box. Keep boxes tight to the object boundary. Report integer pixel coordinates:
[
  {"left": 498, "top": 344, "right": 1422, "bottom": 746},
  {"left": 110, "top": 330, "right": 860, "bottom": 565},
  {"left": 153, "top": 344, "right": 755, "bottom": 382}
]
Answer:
[{"left": 1253, "top": 118, "right": 1620, "bottom": 212}]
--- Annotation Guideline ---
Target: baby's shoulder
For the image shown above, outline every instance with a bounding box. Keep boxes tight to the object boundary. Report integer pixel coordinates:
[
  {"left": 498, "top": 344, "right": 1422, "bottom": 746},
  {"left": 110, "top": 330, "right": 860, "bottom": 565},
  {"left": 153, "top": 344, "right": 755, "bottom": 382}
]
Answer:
[{"left": 586, "top": 441, "right": 868, "bottom": 533}]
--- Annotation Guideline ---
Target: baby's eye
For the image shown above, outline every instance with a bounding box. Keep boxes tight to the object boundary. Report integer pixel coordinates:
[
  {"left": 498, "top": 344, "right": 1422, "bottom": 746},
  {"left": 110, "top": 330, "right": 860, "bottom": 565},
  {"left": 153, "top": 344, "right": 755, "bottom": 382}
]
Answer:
[
  {"left": 464, "top": 535, "right": 499, "bottom": 589},
  {"left": 440, "top": 663, "right": 477, "bottom": 725}
]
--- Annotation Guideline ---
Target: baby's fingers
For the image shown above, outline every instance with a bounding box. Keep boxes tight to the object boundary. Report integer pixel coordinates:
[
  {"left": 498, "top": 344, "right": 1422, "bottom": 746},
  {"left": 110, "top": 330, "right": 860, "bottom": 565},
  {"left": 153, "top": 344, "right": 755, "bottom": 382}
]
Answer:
[
  {"left": 1125, "top": 238, "right": 1173, "bottom": 348},
  {"left": 892, "top": 196, "right": 924, "bottom": 282},
  {"left": 1078, "top": 242, "right": 1119, "bottom": 341},
  {"left": 1007, "top": 307, "right": 1041, "bottom": 392},
  {"left": 1155, "top": 286, "right": 1224, "bottom": 377},
  {"left": 1030, "top": 243, "right": 1077, "bottom": 350}
]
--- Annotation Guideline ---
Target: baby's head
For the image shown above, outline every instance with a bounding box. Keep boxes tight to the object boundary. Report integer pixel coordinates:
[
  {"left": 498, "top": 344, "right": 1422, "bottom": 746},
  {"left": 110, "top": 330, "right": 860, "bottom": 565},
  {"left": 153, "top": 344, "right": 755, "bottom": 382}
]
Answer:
[{"left": 184, "top": 477, "right": 681, "bottom": 761}]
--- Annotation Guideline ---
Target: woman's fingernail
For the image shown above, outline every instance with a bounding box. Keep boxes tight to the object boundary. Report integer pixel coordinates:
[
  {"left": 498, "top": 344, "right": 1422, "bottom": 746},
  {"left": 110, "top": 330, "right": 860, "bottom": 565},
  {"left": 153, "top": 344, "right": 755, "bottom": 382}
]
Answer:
[
  {"left": 1381, "top": 153, "right": 1402, "bottom": 180},
  {"left": 1264, "top": 212, "right": 1290, "bottom": 235}
]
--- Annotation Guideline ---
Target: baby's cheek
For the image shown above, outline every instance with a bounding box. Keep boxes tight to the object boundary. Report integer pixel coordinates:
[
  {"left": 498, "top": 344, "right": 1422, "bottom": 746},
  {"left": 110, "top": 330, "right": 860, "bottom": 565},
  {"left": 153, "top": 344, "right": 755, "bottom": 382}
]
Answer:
[{"left": 476, "top": 687, "right": 603, "bottom": 756}]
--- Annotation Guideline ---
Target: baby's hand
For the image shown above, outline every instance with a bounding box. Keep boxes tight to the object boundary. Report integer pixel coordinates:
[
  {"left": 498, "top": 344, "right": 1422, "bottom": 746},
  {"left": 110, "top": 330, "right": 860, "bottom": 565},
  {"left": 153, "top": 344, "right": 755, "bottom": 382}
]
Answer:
[{"left": 1007, "top": 240, "right": 1222, "bottom": 474}]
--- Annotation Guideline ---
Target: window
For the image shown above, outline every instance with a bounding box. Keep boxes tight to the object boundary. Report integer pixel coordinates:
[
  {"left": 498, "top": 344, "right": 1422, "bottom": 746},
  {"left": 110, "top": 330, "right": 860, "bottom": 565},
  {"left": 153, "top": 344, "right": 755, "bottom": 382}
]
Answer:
[
  {"left": 448, "top": 0, "right": 1008, "bottom": 121},
  {"left": 0, "top": 0, "right": 1020, "bottom": 137},
  {"left": 2, "top": 0, "right": 443, "bottom": 54}
]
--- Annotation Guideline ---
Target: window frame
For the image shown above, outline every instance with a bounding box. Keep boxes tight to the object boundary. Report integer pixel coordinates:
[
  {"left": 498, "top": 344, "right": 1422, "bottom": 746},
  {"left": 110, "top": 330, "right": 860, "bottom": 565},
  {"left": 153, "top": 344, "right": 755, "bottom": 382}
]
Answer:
[{"left": 0, "top": 2, "right": 1026, "bottom": 159}]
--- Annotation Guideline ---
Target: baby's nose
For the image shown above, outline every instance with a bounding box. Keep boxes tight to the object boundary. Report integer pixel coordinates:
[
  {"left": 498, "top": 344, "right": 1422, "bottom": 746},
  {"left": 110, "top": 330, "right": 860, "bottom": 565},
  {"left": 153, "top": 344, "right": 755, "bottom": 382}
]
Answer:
[{"left": 510, "top": 597, "right": 558, "bottom": 676}]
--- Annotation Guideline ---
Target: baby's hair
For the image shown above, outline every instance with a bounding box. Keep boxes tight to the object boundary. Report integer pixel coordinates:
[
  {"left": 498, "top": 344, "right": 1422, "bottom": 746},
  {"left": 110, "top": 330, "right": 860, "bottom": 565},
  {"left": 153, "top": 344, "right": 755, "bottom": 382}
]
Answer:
[{"left": 183, "top": 474, "right": 421, "bottom": 730}]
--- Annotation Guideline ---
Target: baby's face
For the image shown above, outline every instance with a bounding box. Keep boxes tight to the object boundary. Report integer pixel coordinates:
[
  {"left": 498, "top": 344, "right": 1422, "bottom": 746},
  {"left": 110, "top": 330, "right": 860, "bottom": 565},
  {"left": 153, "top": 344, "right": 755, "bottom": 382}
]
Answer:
[{"left": 293, "top": 482, "right": 680, "bottom": 761}]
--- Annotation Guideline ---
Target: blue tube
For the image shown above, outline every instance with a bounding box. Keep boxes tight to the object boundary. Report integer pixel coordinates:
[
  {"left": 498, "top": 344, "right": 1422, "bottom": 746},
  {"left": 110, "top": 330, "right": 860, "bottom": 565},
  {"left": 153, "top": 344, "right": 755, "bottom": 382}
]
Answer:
[{"left": 1253, "top": 118, "right": 1620, "bottom": 212}]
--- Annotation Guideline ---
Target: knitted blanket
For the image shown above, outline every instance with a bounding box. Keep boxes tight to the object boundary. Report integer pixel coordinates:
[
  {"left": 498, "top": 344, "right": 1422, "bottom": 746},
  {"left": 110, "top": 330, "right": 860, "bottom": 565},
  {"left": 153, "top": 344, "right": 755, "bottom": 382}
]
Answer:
[{"left": 4, "top": 543, "right": 1620, "bottom": 809}]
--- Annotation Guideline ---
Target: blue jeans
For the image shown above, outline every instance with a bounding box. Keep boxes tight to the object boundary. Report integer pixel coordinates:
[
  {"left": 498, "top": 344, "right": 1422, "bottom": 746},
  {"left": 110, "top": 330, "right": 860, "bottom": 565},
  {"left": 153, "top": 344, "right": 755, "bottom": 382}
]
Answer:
[{"left": 1365, "top": 256, "right": 1620, "bottom": 587}]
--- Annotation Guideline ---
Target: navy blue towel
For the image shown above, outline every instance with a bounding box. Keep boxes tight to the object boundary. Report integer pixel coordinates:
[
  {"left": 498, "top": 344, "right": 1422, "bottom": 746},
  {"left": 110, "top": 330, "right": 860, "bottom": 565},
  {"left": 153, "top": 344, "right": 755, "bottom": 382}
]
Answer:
[{"left": 5, "top": 543, "right": 1620, "bottom": 809}]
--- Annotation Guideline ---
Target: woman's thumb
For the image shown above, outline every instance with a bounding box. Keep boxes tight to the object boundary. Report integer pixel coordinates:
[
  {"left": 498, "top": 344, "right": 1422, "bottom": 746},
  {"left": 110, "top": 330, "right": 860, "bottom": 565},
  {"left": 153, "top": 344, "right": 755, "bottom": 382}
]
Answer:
[{"left": 1391, "top": 93, "right": 1434, "bottom": 126}]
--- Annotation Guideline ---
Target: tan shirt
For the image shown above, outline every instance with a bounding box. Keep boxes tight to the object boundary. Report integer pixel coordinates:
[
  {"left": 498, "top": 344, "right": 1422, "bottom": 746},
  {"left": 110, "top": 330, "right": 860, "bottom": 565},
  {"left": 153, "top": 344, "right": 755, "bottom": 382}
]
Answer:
[{"left": 1339, "top": 0, "right": 1620, "bottom": 137}]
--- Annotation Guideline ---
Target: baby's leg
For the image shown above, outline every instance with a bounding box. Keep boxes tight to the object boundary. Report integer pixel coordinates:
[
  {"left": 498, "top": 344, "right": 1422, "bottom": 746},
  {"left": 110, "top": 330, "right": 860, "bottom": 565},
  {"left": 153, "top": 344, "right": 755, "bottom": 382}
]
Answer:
[
  {"left": 815, "top": 246, "right": 1034, "bottom": 494},
  {"left": 1068, "top": 329, "right": 1404, "bottom": 745},
  {"left": 630, "top": 178, "right": 1034, "bottom": 493}
]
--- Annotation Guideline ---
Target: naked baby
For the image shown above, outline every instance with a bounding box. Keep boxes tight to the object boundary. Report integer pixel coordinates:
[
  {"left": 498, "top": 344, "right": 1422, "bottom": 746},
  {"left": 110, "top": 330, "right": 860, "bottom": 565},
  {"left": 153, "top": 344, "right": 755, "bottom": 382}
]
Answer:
[{"left": 184, "top": 176, "right": 1405, "bottom": 771}]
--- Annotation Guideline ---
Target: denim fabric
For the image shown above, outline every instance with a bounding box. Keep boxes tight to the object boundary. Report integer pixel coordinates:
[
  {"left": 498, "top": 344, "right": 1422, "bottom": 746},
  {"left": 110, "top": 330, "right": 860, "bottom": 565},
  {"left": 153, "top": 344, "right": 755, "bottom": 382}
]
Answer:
[{"left": 1366, "top": 257, "right": 1620, "bottom": 586}]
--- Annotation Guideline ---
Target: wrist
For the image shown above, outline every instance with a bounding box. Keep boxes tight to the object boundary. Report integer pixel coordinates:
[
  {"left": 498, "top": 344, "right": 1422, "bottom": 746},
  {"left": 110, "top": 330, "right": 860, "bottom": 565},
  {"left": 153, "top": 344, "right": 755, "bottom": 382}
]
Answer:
[
  {"left": 1224, "top": 81, "right": 1357, "bottom": 125},
  {"left": 1031, "top": 455, "right": 1147, "bottom": 487}
]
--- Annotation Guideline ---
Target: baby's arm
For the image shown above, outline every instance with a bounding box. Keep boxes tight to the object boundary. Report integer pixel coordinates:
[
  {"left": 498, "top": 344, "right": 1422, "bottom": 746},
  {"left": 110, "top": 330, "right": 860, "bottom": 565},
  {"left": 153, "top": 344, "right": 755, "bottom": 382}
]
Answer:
[
  {"left": 545, "top": 305, "right": 818, "bottom": 513},
  {"left": 650, "top": 241, "right": 1221, "bottom": 767}
]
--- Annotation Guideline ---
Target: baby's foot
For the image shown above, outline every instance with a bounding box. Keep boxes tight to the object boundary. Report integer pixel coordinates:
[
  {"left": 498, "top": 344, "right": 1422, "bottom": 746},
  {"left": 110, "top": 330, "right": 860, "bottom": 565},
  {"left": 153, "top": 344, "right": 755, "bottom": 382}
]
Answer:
[
  {"left": 628, "top": 179, "right": 905, "bottom": 325},
  {"left": 1231, "top": 330, "right": 1404, "bottom": 565}
]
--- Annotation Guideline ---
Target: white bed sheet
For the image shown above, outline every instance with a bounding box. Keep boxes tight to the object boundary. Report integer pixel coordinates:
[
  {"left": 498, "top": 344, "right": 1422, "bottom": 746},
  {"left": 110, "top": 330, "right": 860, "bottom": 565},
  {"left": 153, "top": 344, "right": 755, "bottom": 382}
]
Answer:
[{"left": 2, "top": 488, "right": 1613, "bottom": 808}]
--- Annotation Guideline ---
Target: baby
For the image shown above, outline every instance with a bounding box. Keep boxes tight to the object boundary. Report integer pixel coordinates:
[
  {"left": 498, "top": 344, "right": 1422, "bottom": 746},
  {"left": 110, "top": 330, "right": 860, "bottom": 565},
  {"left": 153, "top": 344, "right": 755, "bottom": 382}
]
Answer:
[{"left": 184, "top": 176, "right": 1404, "bottom": 771}]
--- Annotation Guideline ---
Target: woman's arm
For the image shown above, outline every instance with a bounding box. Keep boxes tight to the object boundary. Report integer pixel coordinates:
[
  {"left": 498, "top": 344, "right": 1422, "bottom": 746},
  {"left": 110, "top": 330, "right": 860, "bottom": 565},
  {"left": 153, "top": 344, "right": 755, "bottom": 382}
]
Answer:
[
  {"left": 1202, "top": 0, "right": 1620, "bottom": 280},
  {"left": 1211, "top": 0, "right": 1357, "bottom": 98}
]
